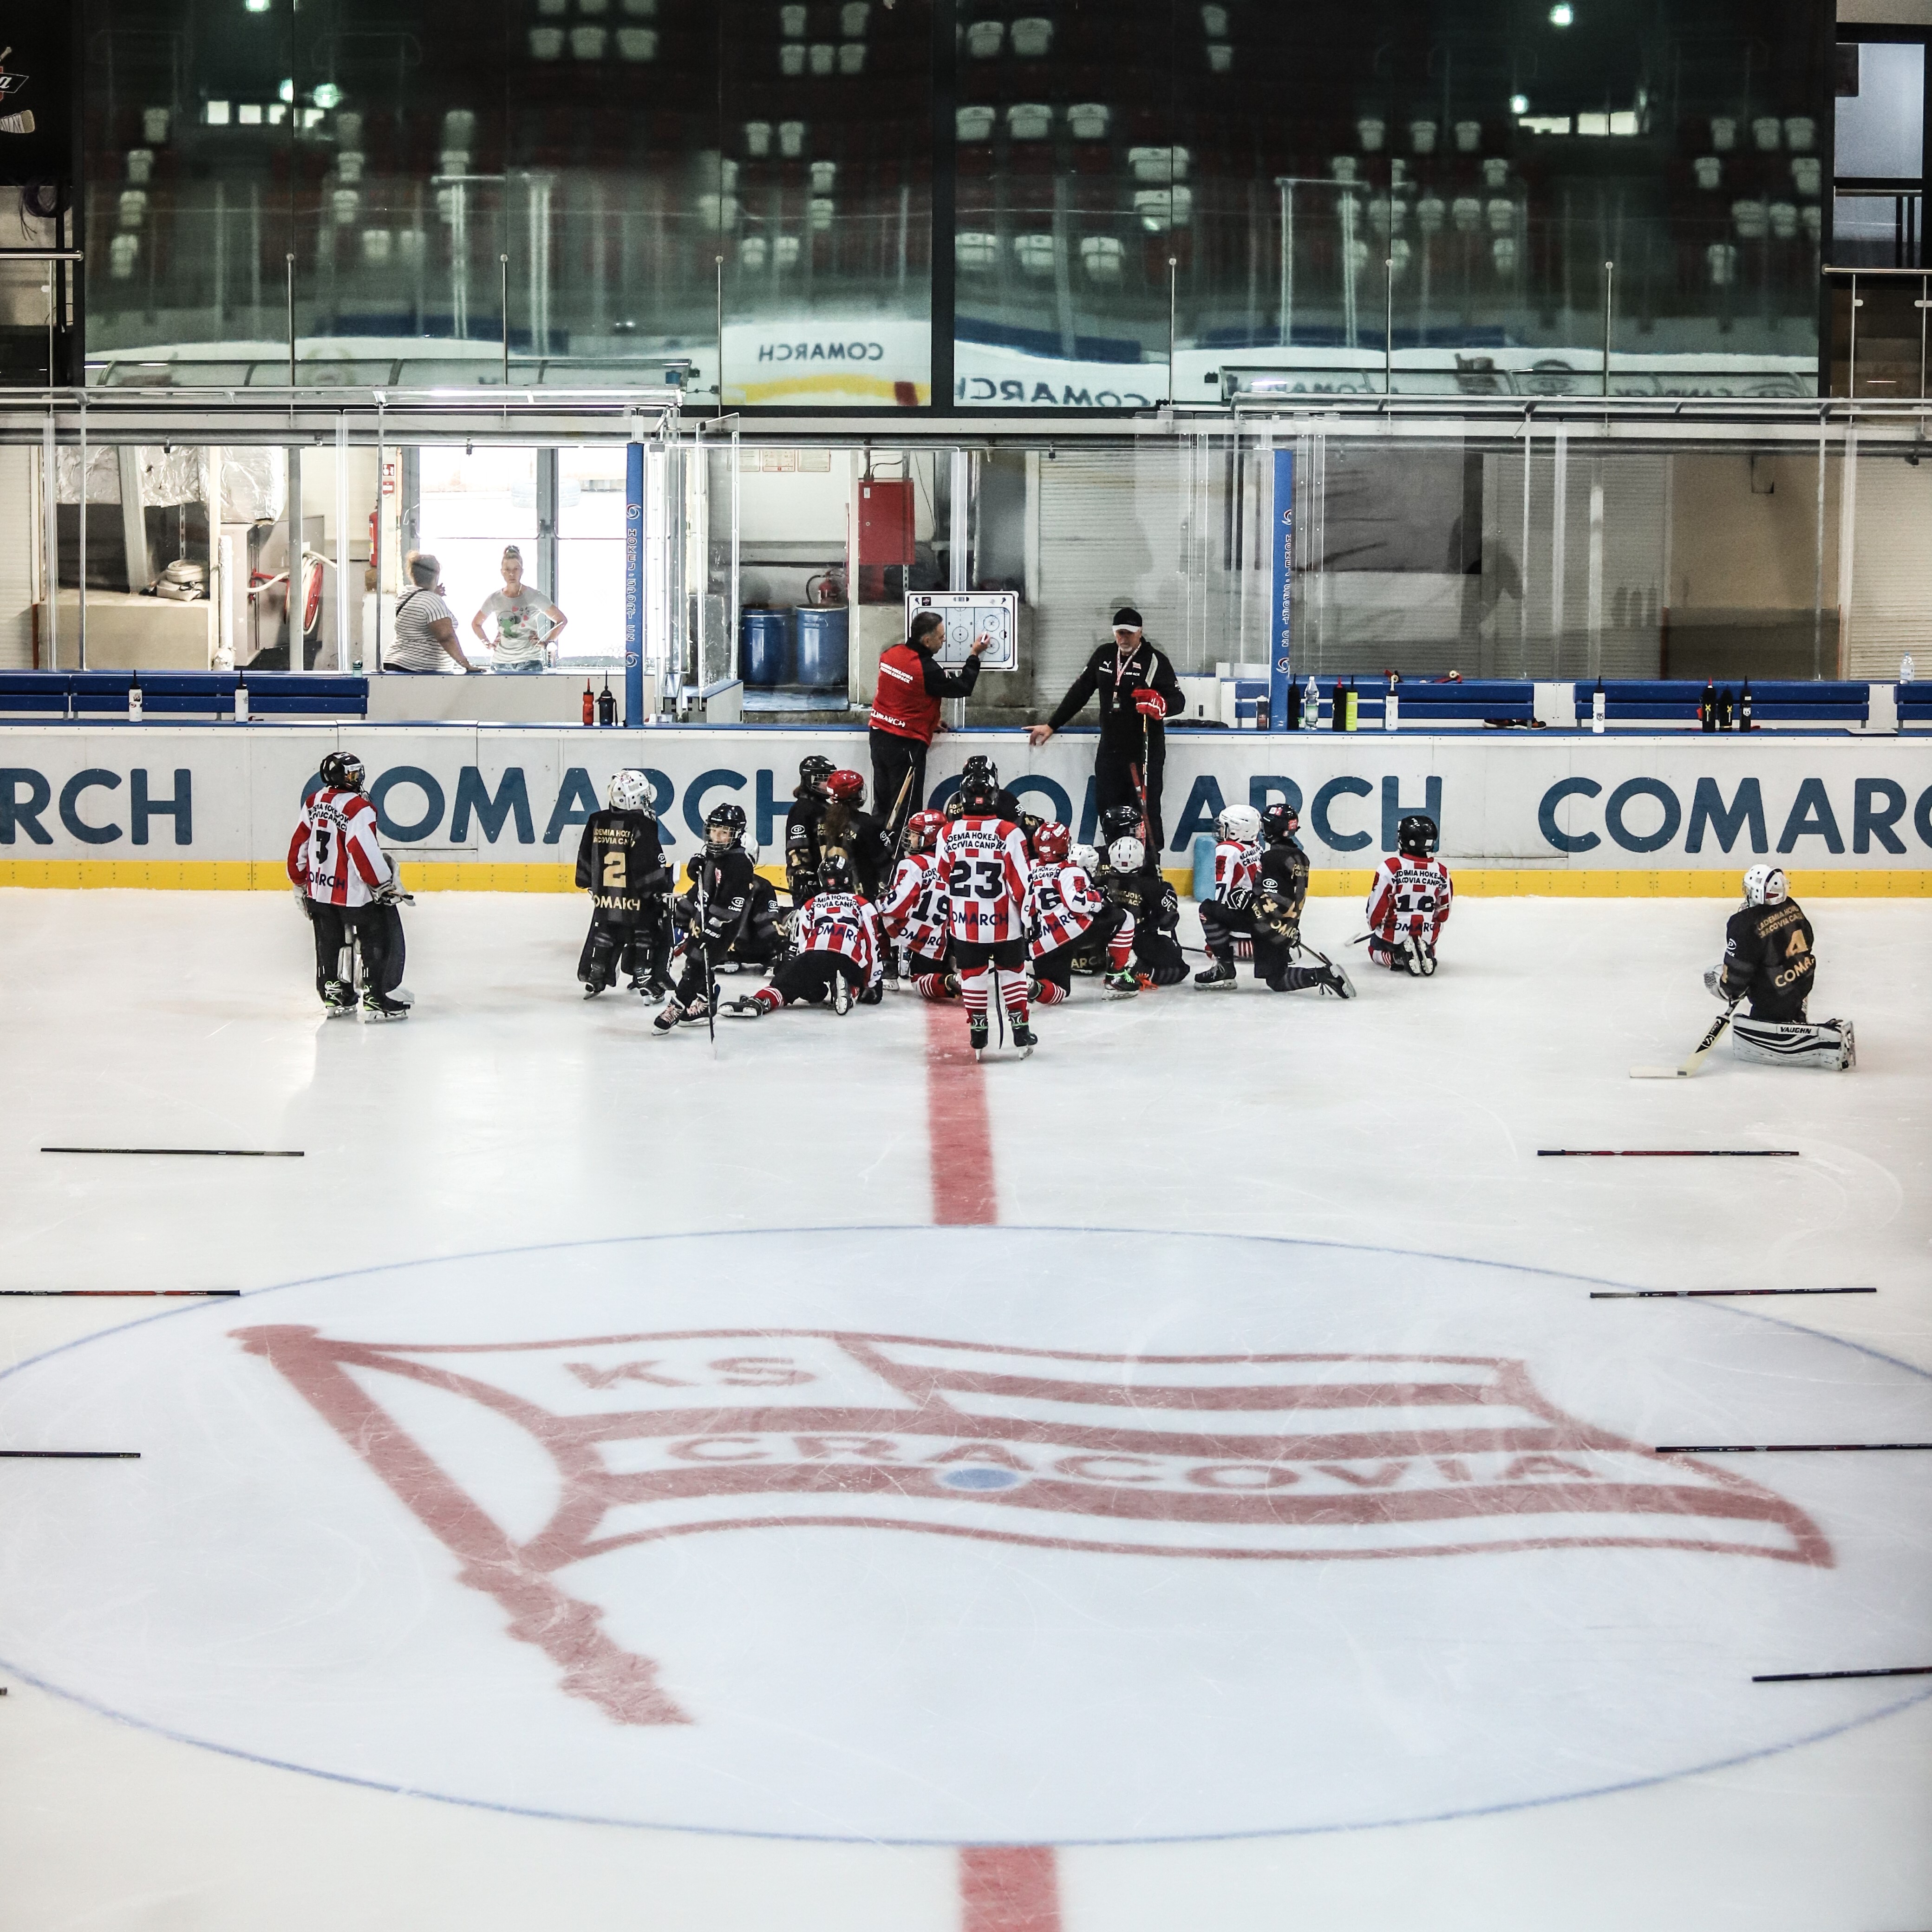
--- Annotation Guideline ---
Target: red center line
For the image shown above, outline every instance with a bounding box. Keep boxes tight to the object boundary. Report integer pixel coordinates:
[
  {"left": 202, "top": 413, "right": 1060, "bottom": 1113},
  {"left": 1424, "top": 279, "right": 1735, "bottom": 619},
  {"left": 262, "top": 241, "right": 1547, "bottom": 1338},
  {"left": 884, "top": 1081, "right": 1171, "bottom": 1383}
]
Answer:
[
  {"left": 960, "top": 1845, "right": 1064, "bottom": 1932},
  {"left": 924, "top": 1003, "right": 1058, "bottom": 1924},
  {"left": 925, "top": 998, "right": 999, "bottom": 1227}
]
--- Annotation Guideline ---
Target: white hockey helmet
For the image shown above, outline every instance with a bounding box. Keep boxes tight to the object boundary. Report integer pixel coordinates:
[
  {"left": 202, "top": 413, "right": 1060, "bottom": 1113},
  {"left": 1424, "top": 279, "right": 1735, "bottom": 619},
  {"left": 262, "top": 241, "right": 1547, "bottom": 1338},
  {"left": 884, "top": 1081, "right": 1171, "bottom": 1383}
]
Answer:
[
  {"left": 1218, "top": 803, "right": 1262, "bottom": 845},
  {"left": 1742, "top": 864, "right": 1788, "bottom": 907},
  {"left": 1071, "top": 842, "right": 1100, "bottom": 874},
  {"left": 1108, "top": 835, "right": 1145, "bottom": 872},
  {"left": 609, "top": 768, "right": 654, "bottom": 814}
]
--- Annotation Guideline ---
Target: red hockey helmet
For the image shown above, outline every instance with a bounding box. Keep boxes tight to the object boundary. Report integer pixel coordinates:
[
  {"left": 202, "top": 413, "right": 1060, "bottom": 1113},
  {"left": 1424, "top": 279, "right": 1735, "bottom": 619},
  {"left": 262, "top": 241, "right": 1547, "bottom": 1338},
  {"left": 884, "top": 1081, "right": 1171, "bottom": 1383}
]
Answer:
[
  {"left": 824, "top": 769, "right": 866, "bottom": 805},
  {"left": 1032, "top": 821, "right": 1071, "bottom": 864},
  {"left": 905, "top": 808, "right": 946, "bottom": 852}
]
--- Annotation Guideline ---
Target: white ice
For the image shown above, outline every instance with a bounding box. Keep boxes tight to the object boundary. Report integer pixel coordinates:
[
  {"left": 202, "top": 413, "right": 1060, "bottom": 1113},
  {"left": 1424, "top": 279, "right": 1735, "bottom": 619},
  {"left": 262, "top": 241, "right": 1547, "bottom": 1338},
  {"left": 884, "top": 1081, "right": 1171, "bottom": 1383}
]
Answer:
[{"left": 0, "top": 888, "right": 1927, "bottom": 1932}]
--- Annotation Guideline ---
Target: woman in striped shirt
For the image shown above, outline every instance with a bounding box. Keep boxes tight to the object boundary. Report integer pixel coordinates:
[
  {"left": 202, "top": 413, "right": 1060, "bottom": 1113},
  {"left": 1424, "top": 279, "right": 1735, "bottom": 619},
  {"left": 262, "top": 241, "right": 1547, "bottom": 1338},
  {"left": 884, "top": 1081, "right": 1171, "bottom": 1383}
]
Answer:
[{"left": 383, "top": 552, "right": 476, "bottom": 674}]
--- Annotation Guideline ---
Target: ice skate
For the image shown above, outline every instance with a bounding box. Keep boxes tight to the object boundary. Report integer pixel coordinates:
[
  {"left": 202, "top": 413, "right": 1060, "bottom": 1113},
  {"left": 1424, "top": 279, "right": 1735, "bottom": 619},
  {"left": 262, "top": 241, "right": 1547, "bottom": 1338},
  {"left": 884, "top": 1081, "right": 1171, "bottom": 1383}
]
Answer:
[
  {"left": 833, "top": 978, "right": 854, "bottom": 1017},
  {"left": 1010, "top": 1021, "right": 1037, "bottom": 1057},
  {"left": 1103, "top": 969, "right": 1139, "bottom": 998},
  {"left": 968, "top": 1016, "right": 989, "bottom": 1059},
  {"left": 724, "top": 996, "right": 766, "bottom": 1019},
  {"left": 361, "top": 990, "right": 409, "bottom": 1022},
  {"left": 1194, "top": 959, "right": 1238, "bottom": 990},
  {"left": 321, "top": 979, "right": 356, "bottom": 1018},
  {"left": 1317, "top": 962, "right": 1356, "bottom": 998},
  {"left": 652, "top": 1001, "right": 685, "bottom": 1034}
]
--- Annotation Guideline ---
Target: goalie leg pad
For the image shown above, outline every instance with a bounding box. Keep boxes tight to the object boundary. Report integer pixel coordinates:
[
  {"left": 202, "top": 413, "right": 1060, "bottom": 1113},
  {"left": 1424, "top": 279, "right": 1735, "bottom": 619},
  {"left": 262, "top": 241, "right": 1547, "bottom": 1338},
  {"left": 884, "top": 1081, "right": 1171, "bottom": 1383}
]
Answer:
[{"left": 1731, "top": 1016, "right": 1856, "bottom": 1070}]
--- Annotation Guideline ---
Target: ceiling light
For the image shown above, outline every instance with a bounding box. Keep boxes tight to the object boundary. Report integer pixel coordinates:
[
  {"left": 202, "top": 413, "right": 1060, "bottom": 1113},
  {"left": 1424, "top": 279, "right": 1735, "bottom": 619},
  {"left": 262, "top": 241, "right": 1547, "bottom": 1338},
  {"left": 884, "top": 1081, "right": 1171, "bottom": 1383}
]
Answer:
[
  {"left": 1548, "top": 3, "right": 1573, "bottom": 23},
  {"left": 1510, "top": 93, "right": 1529, "bottom": 114}
]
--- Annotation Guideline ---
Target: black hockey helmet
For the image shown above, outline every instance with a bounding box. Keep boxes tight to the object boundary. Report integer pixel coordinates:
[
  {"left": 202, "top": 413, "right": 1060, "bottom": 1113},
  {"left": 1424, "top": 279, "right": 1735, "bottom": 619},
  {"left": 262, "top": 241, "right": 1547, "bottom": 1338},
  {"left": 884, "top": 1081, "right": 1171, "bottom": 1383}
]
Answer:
[
  {"left": 1397, "top": 812, "right": 1438, "bottom": 857},
  {"left": 817, "top": 850, "right": 855, "bottom": 894},
  {"left": 1260, "top": 801, "right": 1301, "bottom": 845},
  {"left": 956, "top": 766, "right": 999, "bottom": 812},
  {"left": 1098, "top": 803, "right": 1142, "bottom": 845},
  {"left": 961, "top": 752, "right": 1000, "bottom": 789},
  {"left": 319, "top": 751, "right": 366, "bottom": 793},
  {"left": 797, "top": 754, "right": 835, "bottom": 791},
  {"left": 705, "top": 801, "right": 748, "bottom": 845}
]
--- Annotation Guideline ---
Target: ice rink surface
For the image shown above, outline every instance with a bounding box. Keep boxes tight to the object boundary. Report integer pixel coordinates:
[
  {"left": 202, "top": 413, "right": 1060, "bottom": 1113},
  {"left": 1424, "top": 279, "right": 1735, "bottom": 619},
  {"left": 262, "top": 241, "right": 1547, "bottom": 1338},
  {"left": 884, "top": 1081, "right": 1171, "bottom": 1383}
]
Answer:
[{"left": 0, "top": 887, "right": 1928, "bottom": 1932}]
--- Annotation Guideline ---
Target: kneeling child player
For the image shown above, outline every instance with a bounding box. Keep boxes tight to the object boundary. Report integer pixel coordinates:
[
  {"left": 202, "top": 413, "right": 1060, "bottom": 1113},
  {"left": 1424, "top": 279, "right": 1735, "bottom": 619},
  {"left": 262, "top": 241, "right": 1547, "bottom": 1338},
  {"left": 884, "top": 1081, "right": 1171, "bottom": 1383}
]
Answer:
[
  {"left": 728, "top": 852, "right": 884, "bottom": 1018},
  {"left": 1249, "top": 801, "right": 1354, "bottom": 997},
  {"left": 932, "top": 767, "right": 1036, "bottom": 1057},
  {"left": 1027, "top": 821, "right": 1137, "bottom": 1000},
  {"left": 1364, "top": 813, "right": 1452, "bottom": 974},
  {"left": 1193, "top": 803, "right": 1265, "bottom": 990},
  {"left": 1709, "top": 866, "right": 1854, "bottom": 1069},
  {"left": 880, "top": 809, "right": 955, "bottom": 999},
  {"left": 656, "top": 803, "right": 780, "bottom": 1032}
]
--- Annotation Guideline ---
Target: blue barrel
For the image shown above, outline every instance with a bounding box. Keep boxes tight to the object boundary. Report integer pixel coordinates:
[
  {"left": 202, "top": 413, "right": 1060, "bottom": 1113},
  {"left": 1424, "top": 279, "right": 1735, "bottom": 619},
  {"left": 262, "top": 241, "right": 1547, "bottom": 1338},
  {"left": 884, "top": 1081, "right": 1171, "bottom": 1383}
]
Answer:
[
  {"left": 739, "top": 608, "right": 792, "bottom": 687},
  {"left": 793, "top": 605, "right": 849, "bottom": 690}
]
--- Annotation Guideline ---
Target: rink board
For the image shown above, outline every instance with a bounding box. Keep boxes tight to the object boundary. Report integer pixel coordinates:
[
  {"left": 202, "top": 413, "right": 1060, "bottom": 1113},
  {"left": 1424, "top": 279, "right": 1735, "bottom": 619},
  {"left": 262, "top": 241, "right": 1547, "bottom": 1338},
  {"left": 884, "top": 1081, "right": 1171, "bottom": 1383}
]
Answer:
[{"left": 0, "top": 725, "right": 1928, "bottom": 892}]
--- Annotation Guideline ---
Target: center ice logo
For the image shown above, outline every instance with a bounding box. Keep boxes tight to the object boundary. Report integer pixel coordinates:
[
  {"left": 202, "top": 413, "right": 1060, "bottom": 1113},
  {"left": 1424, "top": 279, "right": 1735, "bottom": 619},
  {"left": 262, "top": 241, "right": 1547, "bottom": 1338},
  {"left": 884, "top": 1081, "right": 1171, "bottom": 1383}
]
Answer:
[{"left": 234, "top": 1322, "right": 1828, "bottom": 1727}]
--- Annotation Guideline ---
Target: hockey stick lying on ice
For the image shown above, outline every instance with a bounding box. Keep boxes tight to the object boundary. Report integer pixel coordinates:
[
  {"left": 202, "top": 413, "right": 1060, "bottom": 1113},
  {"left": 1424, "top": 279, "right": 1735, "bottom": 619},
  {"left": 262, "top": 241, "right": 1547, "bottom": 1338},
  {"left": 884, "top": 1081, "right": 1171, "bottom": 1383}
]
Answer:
[{"left": 1630, "top": 999, "right": 1741, "bottom": 1080}]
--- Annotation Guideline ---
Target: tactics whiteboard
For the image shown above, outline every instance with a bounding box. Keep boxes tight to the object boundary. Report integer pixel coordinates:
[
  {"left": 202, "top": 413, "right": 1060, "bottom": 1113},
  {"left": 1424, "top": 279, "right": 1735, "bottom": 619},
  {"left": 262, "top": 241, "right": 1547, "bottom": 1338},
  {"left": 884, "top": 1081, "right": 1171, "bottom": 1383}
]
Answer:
[{"left": 904, "top": 591, "right": 1019, "bottom": 672}]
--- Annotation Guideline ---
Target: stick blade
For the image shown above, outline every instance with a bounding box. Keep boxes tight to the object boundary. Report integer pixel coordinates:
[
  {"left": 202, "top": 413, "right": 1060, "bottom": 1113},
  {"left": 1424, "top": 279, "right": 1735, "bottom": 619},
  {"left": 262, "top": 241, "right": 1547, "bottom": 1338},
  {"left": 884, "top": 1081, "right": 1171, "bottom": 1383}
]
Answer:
[{"left": 1629, "top": 1065, "right": 1690, "bottom": 1080}]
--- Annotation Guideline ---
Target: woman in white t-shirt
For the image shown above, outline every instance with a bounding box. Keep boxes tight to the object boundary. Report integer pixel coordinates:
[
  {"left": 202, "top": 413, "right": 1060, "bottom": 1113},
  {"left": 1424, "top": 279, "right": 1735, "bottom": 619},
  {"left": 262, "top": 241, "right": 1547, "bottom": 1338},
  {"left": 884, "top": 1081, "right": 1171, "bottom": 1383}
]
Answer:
[
  {"left": 385, "top": 553, "right": 476, "bottom": 674},
  {"left": 471, "top": 544, "right": 566, "bottom": 672}
]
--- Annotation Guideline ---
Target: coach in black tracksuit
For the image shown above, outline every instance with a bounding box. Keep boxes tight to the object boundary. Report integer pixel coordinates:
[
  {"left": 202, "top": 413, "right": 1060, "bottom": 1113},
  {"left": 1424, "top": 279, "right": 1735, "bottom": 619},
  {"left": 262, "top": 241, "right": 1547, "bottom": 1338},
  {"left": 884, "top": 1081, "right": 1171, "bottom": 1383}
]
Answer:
[{"left": 1027, "top": 606, "right": 1183, "bottom": 854}]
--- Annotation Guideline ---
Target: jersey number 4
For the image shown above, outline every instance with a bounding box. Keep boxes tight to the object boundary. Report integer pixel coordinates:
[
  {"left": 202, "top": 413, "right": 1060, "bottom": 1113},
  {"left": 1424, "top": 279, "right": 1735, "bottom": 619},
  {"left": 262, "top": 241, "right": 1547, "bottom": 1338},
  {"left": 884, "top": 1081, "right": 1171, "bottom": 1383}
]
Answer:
[{"left": 948, "top": 858, "right": 1008, "bottom": 901}]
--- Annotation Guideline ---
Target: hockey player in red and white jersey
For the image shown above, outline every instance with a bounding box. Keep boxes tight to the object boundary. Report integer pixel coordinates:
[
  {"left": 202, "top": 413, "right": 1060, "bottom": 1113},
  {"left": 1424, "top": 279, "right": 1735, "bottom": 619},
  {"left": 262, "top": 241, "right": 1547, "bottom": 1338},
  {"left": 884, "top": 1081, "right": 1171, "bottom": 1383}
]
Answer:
[
  {"left": 931, "top": 765, "right": 1036, "bottom": 1057},
  {"left": 726, "top": 852, "right": 884, "bottom": 1018},
  {"left": 878, "top": 808, "right": 955, "bottom": 1000},
  {"left": 1365, "top": 812, "right": 1453, "bottom": 975},
  {"left": 1026, "top": 821, "right": 1137, "bottom": 1002},
  {"left": 1193, "top": 803, "right": 1265, "bottom": 990},
  {"left": 286, "top": 750, "right": 411, "bottom": 1019}
]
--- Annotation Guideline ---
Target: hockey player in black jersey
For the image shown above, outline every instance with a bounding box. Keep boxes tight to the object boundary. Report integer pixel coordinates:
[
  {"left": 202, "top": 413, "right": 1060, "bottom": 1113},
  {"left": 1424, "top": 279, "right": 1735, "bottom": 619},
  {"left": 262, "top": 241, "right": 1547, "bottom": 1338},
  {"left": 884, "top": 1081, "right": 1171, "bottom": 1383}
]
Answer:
[
  {"left": 816, "top": 768, "right": 895, "bottom": 901},
  {"left": 942, "top": 753, "right": 1026, "bottom": 826},
  {"left": 1083, "top": 817, "right": 1189, "bottom": 986},
  {"left": 1708, "top": 866, "right": 1854, "bottom": 1068},
  {"left": 573, "top": 769, "right": 671, "bottom": 998},
  {"left": 783, "top": 753, "right": 835, "bottom": 904},
  {"left": 1250, "top": 802, "right": 1354, "bottom": 997},
  {"left": 655, "top": 802, "right": 782, "bottom": 1032}
]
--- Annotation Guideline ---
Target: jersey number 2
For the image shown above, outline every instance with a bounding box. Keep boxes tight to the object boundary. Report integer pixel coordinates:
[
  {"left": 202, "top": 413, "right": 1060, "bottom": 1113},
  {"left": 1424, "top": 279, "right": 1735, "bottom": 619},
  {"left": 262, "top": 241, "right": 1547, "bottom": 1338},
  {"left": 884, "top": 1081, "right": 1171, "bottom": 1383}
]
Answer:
[{"left": 603, "top": 851, "right": 626, "bottom": 888}]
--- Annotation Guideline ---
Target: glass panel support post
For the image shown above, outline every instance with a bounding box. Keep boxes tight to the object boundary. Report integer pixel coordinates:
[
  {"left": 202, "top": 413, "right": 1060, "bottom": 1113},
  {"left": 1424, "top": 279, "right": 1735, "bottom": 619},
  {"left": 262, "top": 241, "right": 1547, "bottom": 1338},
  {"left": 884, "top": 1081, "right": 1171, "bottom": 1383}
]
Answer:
[
  {"left": 39, "top": 413, "right": 55, "bottom": 670},
  {"left": 1602, "top": 261, "right": 1614, "bottom": 398}
]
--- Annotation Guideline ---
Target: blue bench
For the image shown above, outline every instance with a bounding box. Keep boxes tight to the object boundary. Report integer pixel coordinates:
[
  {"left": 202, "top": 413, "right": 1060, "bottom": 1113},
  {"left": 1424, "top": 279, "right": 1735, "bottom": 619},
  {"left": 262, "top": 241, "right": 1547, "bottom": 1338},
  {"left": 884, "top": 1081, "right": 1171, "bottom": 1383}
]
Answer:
[
  {"left": 1898, "top": 683, "right": 1932, "bottom": 730},
  {"left": 1307, "top": 678, "right": 1534, "bottom": 726},
  {"left": 1571, "top": 679, "right": 1869, "bottom": 728},
  {"left": 0, "top": 671, "right": 367, "bottom": 719}
]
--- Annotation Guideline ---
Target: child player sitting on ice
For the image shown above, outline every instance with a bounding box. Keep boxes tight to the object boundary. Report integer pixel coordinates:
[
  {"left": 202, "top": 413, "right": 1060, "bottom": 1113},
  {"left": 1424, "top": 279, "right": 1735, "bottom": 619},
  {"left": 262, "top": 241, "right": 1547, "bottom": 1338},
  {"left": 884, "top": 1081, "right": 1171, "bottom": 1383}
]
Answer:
[
  {"left": 1364, "top": 812, "right": 1453, "bottom": 975},
  {"left": 725, "top": 852, "right": 884, "bottom": 1019},
  {"left": 1025, "top": 820, "right": 1138, "bottom": 1002}
]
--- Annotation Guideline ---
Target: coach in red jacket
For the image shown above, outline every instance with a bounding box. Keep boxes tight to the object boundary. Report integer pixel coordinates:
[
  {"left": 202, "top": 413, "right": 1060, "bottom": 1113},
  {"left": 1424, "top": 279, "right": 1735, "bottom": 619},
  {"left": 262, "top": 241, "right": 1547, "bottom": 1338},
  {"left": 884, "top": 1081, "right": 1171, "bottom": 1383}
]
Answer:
[{"left": 868, "top": 611, "right": 991, "bottom": 832}]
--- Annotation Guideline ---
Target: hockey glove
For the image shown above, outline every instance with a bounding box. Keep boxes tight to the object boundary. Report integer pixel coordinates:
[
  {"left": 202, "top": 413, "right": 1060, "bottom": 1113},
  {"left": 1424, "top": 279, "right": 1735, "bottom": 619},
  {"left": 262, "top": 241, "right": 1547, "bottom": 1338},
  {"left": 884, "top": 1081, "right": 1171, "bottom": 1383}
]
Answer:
[
  {"left": 1224, "top": 889, "right": 1253, "bottom": 912},
  {"left": 858, "top": 984, "right": 884, "bottom": 1006},
  {"left": 1703, "top": 965, "right": 1729, "bottom": 1001},
  {"left": 1134, "top": 688, "right": 1167, "bottom": 719},
  {"left": 292, "top": 884, "right": 314, "bottom": 919}
]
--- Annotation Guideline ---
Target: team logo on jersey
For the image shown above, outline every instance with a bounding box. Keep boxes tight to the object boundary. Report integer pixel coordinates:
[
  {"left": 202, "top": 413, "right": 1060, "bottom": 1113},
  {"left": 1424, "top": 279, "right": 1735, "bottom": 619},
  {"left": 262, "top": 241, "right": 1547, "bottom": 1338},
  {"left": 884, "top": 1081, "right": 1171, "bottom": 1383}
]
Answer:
[{"left": 233, "top": 1321, "right": 1827, "bottom": 1727}]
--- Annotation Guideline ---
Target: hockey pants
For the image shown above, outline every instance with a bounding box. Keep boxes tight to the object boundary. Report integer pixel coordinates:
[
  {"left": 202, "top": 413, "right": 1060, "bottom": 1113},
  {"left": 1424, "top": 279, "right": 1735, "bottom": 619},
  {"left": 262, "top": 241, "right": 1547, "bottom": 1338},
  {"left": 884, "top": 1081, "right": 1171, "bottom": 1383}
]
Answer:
[
  {"left": 310, "top": 901, "right": 403, "bottom": 1001},
  {"left": 579, "top": 903, "right": 668, "bottom": 992},
  {"left": 751, "top": 953, "right": 869, "bottom": 1012},
  {"left": 1033, "top": 905, "right": 1132, "bottom": 1002}
]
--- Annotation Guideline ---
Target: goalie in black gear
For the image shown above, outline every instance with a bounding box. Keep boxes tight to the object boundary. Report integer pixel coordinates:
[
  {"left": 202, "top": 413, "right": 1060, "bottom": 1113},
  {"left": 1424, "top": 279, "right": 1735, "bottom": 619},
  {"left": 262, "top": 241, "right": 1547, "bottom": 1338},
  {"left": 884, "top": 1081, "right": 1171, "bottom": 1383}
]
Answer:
[
  {"left": 574, "top": 770, "right": 671, "bottom": 997},
  {"left": 656, "top": 802, "right": 782, "bottom": 1031},
  {"left": 1707, "top": 866, "right": 1854, "bottom": 1069}
]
